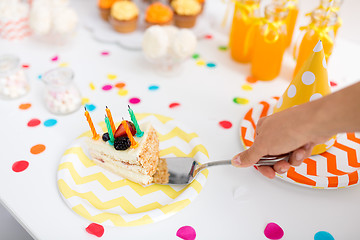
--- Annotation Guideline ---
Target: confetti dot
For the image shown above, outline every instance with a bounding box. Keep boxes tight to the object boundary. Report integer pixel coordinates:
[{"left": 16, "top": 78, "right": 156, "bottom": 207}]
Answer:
[
  {"left": 27, "top": 118, "right": 41, "bottom": 127},
  {"left": 30, "top": 144, "right": 46, "bottom": 154},
  {"left": 246, "top": 76, "right": 258, "bottom": 83},
  {"left": 241, "top": 84, "right": 253, "bottom": 91},
  {"left": 148, "top": 85, "right": 159, "bottom": 91},
  {"left": 12, "top": 161, "right": 29, "bottom": 173},
  {"left": 115, "top": 82, "right": 126, "bottom": 88},
  {"left": 101, "top": 51, "right": 109, "bottom": 56},
  {"left": 51, "top": 55, "right": 58, "bottom": 62},
  {"left": 129, "top": 97, "right": 140, "bottom": 104},
  {"left": 218, "top": 46, "right": 228, "bottom": 51},
  {"left": 196, "top": 60, "right": 206, "bottom": 66},
  {"left": 204, "top": 34, "right": 213, "bottom": 39},
  {"left": 118, "top": 89, "right": 128, "bottom": 96},
  {"left": 313, "top": 41, "right": 323, "bottom": 52},
  {"left": 82, "top": 97, "right": 90, "bottom": 105},
  {"left": 206, "top": 62, "right": 216, "bottom": 68},
  {"left": 38, "top": 75, "right": 42, "bottom": 80},
  {"left": 301, "top": 71, "right": 315, "bottom": 85},
  {"left": 169, "top": 102, "right": 180, "bottom": 108},
  {"left": 314, "top": 231, "right": 334, "bottom": 240},
  {"left": 330, "top": 81, "right": 337, "bottom": 87},
  {"left": 310, "top": 93, "right": 322, "bottom": 101},
  {"left": 176, "top": 226, "right": 196, "bottom": 240},
  {"left": 287, "top": 85, "right": 296, "bottom": 98},
  {"left": 107, "top": 74, "right": 117, "bottom": 80},
  {"left": 102, "top": 84, "right": 113, "bottom": 91},
  {"left": 22, "top": 64, "right": 29, "bottom": 68},
  {"left": 233, "top": 97, "right": 249, "bottom": 105},
  {"left": 89, "top": 82, "right": 95, "bottom": 90},
  {"left": 264, "top": 222, "right": 284, "bottom": 240},
  {"left": 219, "top": 120, "right": 232, "bottom": 129},
  {"left": 19, "top": 103, "right": 31, "bottom": 110},
  {"left": 86, "top": 223, "right": 104, "bottom": 238},
  {"left": 44, "top": 119, "right": 57, "bottom": 127},
  {"left": 85, "top": 104, "right": 96, "bottom": 111},
  {"left": 192, "top": 54, "right": 199, "bottom": 59},
  {"left": 59, "top": 62, "right": 68, "bottom": 67}
]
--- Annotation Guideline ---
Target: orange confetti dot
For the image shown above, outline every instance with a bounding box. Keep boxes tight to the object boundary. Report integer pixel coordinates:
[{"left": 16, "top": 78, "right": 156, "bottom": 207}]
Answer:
[
  {"left": 115, "top": 82, "right": 126, "bottom": 88},
  {"left": 19, "top": 103, "right": 31, "bottom": 110},
  {"left": 30, "top": 144, "right": 46, "bottom": 155},
  {"left": 246, "top": 76, "right": 258, "bottom": 83}
]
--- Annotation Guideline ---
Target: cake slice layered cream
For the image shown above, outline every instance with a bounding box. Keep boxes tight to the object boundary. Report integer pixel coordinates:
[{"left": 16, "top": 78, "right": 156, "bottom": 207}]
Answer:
[{"left": 87, "top": 122, "right": 162, "bottom": 185}]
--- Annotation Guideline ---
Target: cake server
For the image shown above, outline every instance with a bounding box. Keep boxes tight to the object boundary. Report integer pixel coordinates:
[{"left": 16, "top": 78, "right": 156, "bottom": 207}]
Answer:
[{"left": 161, "top": 154, "right": 289, "bottom": 185}]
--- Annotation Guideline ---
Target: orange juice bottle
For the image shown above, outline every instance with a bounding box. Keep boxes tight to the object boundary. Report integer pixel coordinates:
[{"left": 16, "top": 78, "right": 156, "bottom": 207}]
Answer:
[
  {"left": 250, "top": 4, "right": 288, "bottom": 80},
  {"left": 293, "top": 9, "right": 336, "bottom": 78},
  {"left": 285, "top": 0, "right": 299, "bottom": 47},
  {"left": 229, "top": 0, "right": 261, "bottom": 63}
]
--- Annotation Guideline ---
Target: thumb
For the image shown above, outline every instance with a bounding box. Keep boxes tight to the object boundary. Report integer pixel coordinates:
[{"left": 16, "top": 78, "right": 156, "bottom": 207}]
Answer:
[{"left": 232, "top": 144, "right": 265, "bottom": 168}]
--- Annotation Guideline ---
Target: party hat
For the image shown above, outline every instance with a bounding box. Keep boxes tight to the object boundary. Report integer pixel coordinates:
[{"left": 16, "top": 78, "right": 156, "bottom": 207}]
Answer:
[{"left": 273, "top": 40, "right": 336, "bottom": 155}]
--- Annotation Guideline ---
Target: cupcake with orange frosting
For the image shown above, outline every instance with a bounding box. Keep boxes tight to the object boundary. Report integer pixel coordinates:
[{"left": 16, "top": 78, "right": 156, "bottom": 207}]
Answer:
[
  {"left": 109, "top": 1, "right": 139, "bottom": 33},
  {"left": 171, "top": 0, "right": 201, "bottom": 28},
  {"left": 145, "top": 2, "right": 173, "bottom": 27},
  {"left": 98, "top": 0, "right": 117, "bottom": 21}
]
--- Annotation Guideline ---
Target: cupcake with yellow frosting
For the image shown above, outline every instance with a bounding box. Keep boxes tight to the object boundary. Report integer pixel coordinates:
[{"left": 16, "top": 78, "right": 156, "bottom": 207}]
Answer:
[
  {"left": 109, "top": 1, "right": 139, "bottom": 33},
  {"left": 145, "top": 2, "right": 173, "bottom": 27},
  {"left": 171, "top": 0, "right": 201, "bottom": 28}
]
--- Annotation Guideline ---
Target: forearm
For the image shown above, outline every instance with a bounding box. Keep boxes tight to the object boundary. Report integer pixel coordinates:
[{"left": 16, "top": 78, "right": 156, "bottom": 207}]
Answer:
[{"left": 310, "top": 81, "right": 360, "bottom": 137}]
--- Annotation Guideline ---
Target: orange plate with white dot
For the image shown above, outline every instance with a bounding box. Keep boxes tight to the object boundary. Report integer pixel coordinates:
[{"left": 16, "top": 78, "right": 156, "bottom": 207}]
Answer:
[{"left": 240, "top": 97, "right": 360, "bottom": 189}]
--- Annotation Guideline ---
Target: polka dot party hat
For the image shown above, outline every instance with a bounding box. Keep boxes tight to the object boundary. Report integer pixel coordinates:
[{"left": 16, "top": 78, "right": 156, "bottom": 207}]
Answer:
[{"left": 273, "top": 40, "right": 336, "bottom": 155}]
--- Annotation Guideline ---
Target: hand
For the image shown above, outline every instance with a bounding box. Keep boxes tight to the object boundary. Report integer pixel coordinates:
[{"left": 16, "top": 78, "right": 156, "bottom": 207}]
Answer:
[{"left": 231, "top": 103, "right": 332, "bottom": 178}]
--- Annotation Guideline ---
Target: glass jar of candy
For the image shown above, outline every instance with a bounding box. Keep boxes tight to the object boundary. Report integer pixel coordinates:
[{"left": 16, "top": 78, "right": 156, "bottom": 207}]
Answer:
[
  {"left": 0, "top": 55, "right": 30, "bottom": 99},
  {"left": 42, "top": 67, "right": 82, "bottom": 115}
]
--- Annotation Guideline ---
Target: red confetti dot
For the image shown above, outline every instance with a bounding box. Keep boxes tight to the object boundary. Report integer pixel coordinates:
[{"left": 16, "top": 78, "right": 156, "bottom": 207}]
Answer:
[
  {"left": 219, "top": 120, "right": 232, "bottom": 129},
  {"left": 51, "top": 55, "right": 58, "bottom": 62},
  {"left": 129, "top": 97, "right": 141, "bottom": 104},
  {"left": 102, "top": 84, "right": 113, "bottom": 91},
  {"left": 86, "top": 223, "right": 104, "bottom": 237},
  {"left": 22, "top": 64, "right": 29, "bottom": 68},
  {"left": 27, "top": 118, "right": 41, "bottom": 127},
  {"left": 30, "top": 144, "right": 46, "bottom": 154},
  {"left": 246, "top": 76, "right": 258, "bottom": 83},
  {"left": 19, "top": 103, "right": 31, "bottom": 110},
  {"left": 176, "top": 226, "right": 196, "bottom": 240},
  {"left": 169, "top": 102, "right": 180, "bottom": 108},
  {"left": 204, "top": 34, "right": 213, "bottom": 39},
  {"left": 12, "top": 161, "right": 29, "bottom": 172},
  {"left": 330, "top": 81, "right": 338, "bottom": 87}
]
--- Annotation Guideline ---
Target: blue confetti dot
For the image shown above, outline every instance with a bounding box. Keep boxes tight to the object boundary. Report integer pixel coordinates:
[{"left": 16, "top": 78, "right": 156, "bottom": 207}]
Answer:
[
  {"left": 206, "top": 62, "right": 216, "bottom": 68},
  {"left": 85, "top": 104, "right": 96, "bottom": 112},
  {"left": 38, "top": 75, "right": 42, "bottom": 80},
  {"left": 148, "top": 85, "right": 159, "bottom": 91},
  {"left": 314, "top": 231, "right": 334, "bottom": 240},
  {"left": 44, "top": 119, "right": 57, "bottom": 127}
]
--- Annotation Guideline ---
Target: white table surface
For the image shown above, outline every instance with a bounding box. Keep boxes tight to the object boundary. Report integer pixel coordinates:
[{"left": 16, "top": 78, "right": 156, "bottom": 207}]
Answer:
[{"left": 1, "top": 0, "right": 360, "bottom": 239}]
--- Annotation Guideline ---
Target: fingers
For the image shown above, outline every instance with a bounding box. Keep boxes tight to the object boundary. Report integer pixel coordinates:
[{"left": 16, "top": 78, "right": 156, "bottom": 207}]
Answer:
[
  {"left": 289, "top": 143, "right": 313, "bottom": 166},
  {"left": 232, "top": 143, "right": 265, "bottom": 168},
  {"left": 272, "top": 160, "right": 291, "bottom": 174},
  {"left": 257, "top": 166, "right": 276, "bottom": 179}
]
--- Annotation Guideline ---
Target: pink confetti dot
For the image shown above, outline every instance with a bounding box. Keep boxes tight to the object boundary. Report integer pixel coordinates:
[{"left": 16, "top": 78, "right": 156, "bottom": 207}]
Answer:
[
  {"left": 176, "top": 226, "right": 196, "bottom": 240},
  {"left": 27, "top": 118, "right": 41, "bottom": 127},
  {"left": 169, "top": 102, "right": 180, "bottom": 108},
  {"left": 12, "top": 161, "right": 29, "bottom": 173},
  {"left": 102, "top": 84, "right": 113, "bottom": 91},
  {"left": 219, "top": 120, "right": 232, "bottom": 129},
  {"left": 51, "top": 55, "right": 58, "bottom": 62},
  {"left": 101, "top": 51, "right": 110, "bottom": 56},
  {"left": 86, "top": 223, "right": 104, "bottom": 238},
  {"left": 264, "top": 222, "right": 284, "bottom": 240},
  {"left": 129, "top": 97, "right": 141, "bottom": 104},
  {"left": 330, "top": 81, "right": 338, "bottom": 87}
]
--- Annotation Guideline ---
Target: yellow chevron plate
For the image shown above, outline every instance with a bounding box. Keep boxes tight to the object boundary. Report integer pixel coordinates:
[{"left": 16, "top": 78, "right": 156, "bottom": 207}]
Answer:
[{"left": 57, "top": 114, "right": 209, "bottom": 226}]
